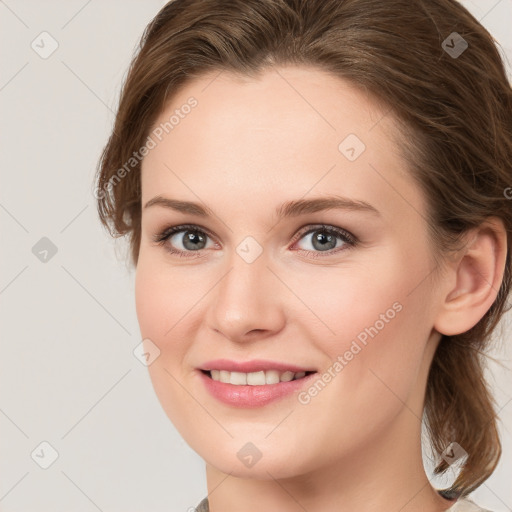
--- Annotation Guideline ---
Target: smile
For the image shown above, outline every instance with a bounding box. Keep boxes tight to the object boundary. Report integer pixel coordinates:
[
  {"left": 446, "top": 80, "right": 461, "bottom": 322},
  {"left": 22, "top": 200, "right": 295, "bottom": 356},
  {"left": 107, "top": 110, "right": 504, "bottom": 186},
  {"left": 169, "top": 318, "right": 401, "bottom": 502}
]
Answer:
[
  {"left": 198, "top": 365, "right": 318, "bottom": 407},
  {"left": 202, "top": 369, "right": 315, "bottom": 385}
]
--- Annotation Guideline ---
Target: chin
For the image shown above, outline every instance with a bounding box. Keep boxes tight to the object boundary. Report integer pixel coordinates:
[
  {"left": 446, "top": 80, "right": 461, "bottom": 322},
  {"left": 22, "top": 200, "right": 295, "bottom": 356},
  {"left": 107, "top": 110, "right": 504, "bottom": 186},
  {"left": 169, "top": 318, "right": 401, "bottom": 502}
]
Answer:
[{"left": 193, "top": 435, "right": 315, "bottom": 480}]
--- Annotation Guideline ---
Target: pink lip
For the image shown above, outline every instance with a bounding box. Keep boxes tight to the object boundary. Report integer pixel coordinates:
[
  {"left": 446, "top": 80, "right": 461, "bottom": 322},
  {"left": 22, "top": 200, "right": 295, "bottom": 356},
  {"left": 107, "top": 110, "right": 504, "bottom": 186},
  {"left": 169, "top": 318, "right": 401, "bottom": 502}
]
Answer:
[
  {"left": 199, "top": 358, "right": 315, "bottom": 373},
  {"left": 197, "top": 366, "right": 318, "bottom": 408},
  {"left": 199, "top": 372, "right": 316, "bottom": 408}
]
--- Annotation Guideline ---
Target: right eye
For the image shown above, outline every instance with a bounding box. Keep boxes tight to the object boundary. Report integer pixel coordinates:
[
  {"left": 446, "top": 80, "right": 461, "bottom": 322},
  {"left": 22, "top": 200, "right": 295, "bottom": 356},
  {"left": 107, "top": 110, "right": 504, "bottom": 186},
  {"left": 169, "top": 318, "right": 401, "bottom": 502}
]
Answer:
[{"left": 153, "top": 224, "right": 217, "bottom": 257}]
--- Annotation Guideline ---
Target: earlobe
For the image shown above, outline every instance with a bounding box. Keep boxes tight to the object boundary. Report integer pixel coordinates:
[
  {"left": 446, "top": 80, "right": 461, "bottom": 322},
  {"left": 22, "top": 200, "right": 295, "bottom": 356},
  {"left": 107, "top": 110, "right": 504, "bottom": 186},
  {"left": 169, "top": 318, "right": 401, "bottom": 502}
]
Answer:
[{"left": 434, "top": 217, "right": 507, "bottom": 337}]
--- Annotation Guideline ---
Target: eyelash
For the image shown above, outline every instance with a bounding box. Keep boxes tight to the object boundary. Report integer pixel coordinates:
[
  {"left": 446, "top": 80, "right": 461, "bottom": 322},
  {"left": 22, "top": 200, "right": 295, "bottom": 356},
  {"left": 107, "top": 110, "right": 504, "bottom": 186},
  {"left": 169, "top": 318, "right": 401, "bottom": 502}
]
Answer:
[{"left": 152, "top": 223, "right": 358, "bottom": 259}]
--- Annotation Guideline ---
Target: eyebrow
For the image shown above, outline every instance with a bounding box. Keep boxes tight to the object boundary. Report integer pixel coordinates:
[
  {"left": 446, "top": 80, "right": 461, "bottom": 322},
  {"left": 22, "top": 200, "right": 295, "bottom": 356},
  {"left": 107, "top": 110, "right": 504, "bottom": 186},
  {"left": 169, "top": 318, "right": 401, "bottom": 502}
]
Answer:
[{"left": 143, "top": 195, "right": 381, "bottom": 219}]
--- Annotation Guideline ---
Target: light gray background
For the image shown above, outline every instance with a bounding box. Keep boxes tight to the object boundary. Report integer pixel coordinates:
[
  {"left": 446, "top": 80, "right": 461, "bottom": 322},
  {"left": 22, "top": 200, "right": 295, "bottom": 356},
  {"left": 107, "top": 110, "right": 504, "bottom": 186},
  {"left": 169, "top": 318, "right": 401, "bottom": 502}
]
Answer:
[{"left": 1, "top": 1, "right": 511, "bottom": 511}]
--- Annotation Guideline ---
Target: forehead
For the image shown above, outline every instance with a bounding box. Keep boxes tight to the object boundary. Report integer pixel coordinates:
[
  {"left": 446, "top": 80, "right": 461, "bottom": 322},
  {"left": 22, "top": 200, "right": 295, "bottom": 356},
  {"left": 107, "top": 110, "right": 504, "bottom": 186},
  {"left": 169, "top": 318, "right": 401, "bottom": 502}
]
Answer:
[{"left": 141, "top": 65, "right": 425, "bottom": 227}]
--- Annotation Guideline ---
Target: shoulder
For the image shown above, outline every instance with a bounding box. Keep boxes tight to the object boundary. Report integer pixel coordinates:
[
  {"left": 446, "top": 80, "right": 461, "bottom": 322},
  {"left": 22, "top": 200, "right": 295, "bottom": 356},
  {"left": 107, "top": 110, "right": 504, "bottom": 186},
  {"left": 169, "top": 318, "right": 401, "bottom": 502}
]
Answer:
[
  {"left": 195, "top": 497, "right": 209, "bottom": 512},
  {"left": 193, "top": 495, "right": 493, "bottom": 512},
  {"left": 447, "top": 497, "right": 493, "bottom": 512}
]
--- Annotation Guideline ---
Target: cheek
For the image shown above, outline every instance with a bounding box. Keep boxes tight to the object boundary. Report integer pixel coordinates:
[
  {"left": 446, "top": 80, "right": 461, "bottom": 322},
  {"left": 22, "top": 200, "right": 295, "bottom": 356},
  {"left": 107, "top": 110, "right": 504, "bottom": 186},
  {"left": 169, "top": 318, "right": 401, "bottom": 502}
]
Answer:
[
  {"left": 288, "top": 275, "right": 429, "bottom": 465},
  {"left": 135, "top": 260, "right": 198, "bottom": 432},
  {"left": 135, "top": 254, "right": 196, "bottom": 340},
  {"left": 286, "top": 253, "right": 409, "bottom": 349},
  {"left": 135, "top": 265, "right": 167, "bottom": 341},
  {"left": 290, "top": 250, "right": 431, "bottom": 403},
  {"left": 134, "top": 258, "right": 192, "bottom": 389}
]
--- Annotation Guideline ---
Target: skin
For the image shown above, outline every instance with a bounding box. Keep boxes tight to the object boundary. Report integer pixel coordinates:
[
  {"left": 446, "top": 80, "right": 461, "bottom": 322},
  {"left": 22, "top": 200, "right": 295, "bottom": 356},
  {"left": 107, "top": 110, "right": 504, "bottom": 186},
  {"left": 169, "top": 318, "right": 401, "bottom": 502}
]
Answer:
[{"left": 135, "top": 65, "right": 507, "bottom": 512}]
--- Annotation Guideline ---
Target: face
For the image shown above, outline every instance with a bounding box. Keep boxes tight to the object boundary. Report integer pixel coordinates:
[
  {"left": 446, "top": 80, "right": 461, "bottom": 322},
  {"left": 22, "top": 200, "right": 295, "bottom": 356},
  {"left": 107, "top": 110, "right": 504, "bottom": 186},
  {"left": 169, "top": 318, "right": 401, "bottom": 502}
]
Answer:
[{"left": 135, "top": 65, "right": 444, "bottom": 479}]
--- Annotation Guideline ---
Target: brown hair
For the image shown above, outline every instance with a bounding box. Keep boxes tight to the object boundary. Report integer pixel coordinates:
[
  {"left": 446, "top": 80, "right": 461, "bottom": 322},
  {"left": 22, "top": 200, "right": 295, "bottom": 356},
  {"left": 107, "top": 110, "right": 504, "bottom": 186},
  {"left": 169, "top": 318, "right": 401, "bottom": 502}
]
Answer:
[{"left": 95, "top": 0, "right": 512, "bottom": 496}]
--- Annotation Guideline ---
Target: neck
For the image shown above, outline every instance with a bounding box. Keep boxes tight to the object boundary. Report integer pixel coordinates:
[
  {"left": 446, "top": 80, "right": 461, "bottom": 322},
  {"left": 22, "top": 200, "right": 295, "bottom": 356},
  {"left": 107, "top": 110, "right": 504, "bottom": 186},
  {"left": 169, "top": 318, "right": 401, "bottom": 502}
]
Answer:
[{"left": 204, "top": 407, "right": 456, "bottom": 512}]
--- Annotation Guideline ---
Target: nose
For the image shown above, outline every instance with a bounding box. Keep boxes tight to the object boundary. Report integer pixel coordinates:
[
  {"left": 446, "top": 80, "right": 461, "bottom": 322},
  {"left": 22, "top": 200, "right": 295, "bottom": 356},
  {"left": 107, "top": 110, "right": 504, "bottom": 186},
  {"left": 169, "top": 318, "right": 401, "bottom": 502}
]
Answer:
[{"left": 205, "top": 248, "right": 286, "bottom": 343}]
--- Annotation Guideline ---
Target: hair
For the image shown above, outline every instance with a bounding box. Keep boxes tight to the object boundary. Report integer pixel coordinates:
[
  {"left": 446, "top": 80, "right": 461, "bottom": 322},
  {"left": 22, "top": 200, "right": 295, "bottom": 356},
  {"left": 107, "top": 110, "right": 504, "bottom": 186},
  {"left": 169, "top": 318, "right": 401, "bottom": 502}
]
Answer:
[{"left": 95, "top": 0, "right": 512, "bottom": 497}]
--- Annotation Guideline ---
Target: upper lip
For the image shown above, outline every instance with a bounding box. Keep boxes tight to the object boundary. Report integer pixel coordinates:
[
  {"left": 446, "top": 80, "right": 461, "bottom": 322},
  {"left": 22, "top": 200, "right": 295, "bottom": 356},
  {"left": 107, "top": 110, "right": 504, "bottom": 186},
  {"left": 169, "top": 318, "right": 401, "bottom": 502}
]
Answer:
[{"left": 199, "top": 359, "right": 317, "bottom": 373}]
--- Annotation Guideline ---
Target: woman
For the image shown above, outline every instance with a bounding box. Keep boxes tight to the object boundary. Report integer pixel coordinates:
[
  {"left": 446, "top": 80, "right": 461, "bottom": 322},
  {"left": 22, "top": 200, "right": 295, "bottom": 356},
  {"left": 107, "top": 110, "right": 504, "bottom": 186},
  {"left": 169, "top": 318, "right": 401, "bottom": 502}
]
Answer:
[{"left": 94, "top": 0, "right": 511, "bottom": 510}]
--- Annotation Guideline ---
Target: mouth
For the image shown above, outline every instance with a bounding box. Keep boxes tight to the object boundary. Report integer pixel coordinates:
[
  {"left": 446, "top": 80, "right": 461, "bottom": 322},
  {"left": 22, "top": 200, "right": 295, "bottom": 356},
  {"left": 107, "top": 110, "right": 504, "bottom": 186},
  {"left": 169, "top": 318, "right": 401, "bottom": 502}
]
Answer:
[
  {"left": 197, "top": 359, "right": 319, "bottom": 407},
  {"left": 200, "top": 369, "right": 317, "bottom": 385}
]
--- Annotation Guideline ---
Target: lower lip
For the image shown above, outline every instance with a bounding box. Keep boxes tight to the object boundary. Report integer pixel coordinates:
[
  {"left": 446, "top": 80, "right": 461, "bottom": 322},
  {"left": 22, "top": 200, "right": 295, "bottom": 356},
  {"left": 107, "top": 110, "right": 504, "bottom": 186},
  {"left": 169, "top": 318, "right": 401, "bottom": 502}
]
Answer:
[{"left": 198, "top": 370, "right": 317, "bottom": 408}]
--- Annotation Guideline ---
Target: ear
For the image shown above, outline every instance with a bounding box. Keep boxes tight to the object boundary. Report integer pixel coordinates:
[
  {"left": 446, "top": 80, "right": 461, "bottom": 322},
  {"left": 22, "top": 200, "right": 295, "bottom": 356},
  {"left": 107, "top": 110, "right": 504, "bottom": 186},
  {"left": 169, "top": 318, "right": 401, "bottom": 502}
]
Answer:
[{"left": 433, "top": 217, "right": 508, "bottom": 336}]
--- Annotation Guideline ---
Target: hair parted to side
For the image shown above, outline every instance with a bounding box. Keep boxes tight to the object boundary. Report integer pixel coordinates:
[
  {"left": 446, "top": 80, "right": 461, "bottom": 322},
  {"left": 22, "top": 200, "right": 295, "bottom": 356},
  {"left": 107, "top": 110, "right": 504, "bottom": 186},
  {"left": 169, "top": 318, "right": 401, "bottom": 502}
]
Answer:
[{"left": 95, "top": 0, "right": 512, "bottom": 496}]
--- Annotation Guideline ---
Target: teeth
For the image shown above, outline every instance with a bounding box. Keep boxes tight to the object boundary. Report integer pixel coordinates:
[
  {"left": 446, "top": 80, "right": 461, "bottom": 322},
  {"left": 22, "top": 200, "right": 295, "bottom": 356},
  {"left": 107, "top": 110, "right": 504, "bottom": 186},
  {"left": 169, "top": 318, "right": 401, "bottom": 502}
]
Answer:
[
  {"left": 280, "top": 371, "right": 294, "bottom": 382},
  {"left": 208, "top": 369, "right": 310, "bottom": 385},
  {"left": 265, "top": 370, "right": 280, "bottom": 384},
  {"left": 247, "top": 371, "right": 265, "bottom": 385},
  {"left": 230, "top": 371, "right": 247, "bottom": 385}
]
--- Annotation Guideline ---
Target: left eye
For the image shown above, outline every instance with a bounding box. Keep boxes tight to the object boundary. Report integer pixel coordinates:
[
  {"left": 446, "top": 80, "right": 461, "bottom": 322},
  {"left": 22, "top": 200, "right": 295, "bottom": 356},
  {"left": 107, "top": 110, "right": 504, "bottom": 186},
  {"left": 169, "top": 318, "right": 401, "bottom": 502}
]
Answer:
[
  {"left": 153, "top": 224, "right": 357, "bottom": 258},
  {"left": 293, "top": 225, "right": 356, "bottom": 255}
]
